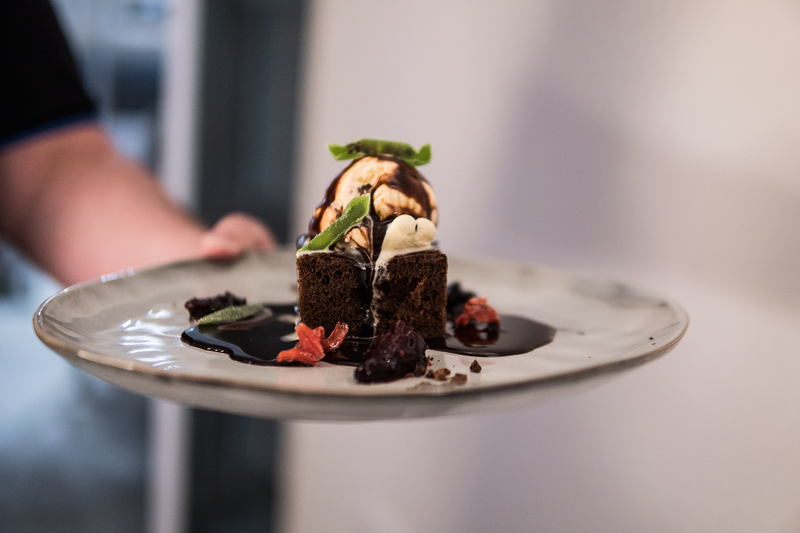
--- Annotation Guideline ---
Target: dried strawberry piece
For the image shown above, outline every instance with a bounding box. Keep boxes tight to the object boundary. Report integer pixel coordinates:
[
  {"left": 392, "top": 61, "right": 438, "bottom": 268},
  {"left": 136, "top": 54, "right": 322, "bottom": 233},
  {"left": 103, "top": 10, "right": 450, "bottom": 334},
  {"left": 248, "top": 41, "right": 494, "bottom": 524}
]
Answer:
[
  {"left": 277, "top": 321, "right": 349, "bottom": 366},
  {"left": 322, "top": 322, "right": 349, "bottom": 352},
  {"left": 277, "top": 323, "right": 325, "bottom": 365},
  {"left": 455, "top": 297, "right": 499, "bottom": 327}
]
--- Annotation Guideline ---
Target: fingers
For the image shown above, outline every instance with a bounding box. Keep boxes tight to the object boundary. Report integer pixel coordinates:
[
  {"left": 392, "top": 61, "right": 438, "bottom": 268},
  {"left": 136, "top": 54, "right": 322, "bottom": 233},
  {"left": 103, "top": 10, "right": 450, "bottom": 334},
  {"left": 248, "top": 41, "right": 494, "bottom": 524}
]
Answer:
[{"left": 200, "top": 212, "right": 277, "bottom": 259}]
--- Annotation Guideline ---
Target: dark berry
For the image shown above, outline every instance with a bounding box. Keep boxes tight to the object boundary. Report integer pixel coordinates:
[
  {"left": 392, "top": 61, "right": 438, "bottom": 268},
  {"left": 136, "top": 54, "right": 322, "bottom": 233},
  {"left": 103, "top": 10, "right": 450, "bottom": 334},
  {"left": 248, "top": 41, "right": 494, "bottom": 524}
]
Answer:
[{"left": 354, "top": 320, "right": 427, "bottom": 384}]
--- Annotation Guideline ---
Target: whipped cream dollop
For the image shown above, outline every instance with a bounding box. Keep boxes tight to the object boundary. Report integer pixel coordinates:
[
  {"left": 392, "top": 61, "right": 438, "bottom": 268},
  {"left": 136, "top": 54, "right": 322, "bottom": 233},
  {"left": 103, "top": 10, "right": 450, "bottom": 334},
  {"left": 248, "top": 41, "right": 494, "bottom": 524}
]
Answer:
[{"left": 375, "top": 215, "right": 436, "bottom": 265}]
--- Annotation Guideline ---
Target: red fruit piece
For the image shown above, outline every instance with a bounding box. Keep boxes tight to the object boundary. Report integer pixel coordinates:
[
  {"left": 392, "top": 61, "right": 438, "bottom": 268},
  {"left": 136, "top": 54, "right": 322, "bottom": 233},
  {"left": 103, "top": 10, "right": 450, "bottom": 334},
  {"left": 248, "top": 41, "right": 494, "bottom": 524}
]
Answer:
[
  {"left": 322, "top": 322, "right": 349, "bottom": 352},
  {"left": 277, "top": 321, "right": 349, "bottom": 366},
  {"left": 455, "top": 297, "right": 499, "bottom": 327},
  {"left": 277, "top": 323, "right": 325, "bottom": 365}
]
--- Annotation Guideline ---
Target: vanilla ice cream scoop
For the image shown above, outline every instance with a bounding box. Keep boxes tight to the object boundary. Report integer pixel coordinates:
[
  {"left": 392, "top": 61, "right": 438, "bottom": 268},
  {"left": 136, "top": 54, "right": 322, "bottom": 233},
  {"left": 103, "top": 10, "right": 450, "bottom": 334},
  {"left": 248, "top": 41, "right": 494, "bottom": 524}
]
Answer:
[{"left": 308, "top": 155, "right": 439, "bottom": 260}]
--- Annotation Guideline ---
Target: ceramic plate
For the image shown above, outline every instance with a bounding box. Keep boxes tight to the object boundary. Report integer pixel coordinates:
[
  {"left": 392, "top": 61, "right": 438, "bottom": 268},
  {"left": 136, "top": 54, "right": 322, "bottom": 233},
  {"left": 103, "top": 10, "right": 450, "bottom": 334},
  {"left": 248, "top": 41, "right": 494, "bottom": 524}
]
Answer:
[{"left": 34, "top": 249, "right": 688, "bottom": 421}]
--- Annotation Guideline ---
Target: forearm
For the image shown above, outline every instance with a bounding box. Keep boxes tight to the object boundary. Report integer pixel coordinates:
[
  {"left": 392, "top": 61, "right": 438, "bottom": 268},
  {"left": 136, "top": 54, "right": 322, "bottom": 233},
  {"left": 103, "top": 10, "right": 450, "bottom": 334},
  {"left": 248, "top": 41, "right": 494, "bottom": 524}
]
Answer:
[{"left": 0, "top": 123, "right": 206, "bottom": 285}]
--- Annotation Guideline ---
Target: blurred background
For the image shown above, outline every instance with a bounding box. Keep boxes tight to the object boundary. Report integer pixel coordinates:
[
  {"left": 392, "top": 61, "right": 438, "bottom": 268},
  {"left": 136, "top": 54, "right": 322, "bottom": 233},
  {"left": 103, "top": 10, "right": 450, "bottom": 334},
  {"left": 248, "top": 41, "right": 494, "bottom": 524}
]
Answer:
[{"left": 1, "top": 0, "right": 799, "bottom": 532}]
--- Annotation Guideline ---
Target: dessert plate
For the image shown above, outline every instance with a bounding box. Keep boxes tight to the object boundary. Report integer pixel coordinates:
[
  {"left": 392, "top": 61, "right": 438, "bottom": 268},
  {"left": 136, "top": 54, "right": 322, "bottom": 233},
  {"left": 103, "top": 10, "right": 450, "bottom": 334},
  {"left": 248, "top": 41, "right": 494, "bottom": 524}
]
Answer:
[{"left": 34, "top": 249, "right": 688, "bottom": 421}]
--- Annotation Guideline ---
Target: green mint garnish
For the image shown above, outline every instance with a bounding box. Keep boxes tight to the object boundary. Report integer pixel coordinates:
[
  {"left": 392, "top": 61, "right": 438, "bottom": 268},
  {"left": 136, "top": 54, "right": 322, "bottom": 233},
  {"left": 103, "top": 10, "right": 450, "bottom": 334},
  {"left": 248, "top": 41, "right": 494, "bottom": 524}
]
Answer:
[
  {"left": 299, "top": 194, "right": 370, "bottom": 253},
  {"left": 197, "top": 304, "right": 264, "bottom": 325},
  {"left": 403, "top": 143, "right": 431, "bottom": 166},
  {"left": 328, "top": 139, "right": 431, "bottom": 166}
]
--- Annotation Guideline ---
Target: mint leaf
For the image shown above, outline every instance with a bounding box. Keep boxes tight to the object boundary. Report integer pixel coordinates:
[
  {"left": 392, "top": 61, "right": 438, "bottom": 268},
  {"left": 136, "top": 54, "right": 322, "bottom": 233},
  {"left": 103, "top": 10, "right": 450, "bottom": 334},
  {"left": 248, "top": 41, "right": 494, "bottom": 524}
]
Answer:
[
  {"left": 327, "top": 139, "right": 431, "bottom": 166},
  {"left": 299, "top": 194, "right": 370, "bottom": 253},
  {"left": 403, "top": 143, "right": 431, "bottom": 166},
  {"left": 197, "top": 304, "right": 264, "bottom": 325},
  {"left": 369, "top": 140, "right": 416, "bottom": 159},
  {"left": 328, "top": 143, "right": 354, "bottom": 161}
]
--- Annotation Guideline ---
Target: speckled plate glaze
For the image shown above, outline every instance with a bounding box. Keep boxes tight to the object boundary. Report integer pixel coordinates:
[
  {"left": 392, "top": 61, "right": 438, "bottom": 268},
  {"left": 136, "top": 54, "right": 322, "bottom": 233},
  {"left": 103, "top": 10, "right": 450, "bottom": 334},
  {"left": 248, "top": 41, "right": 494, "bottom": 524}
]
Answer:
[{"left": 34, "top": 249, "right": 688, "bottom": 421}]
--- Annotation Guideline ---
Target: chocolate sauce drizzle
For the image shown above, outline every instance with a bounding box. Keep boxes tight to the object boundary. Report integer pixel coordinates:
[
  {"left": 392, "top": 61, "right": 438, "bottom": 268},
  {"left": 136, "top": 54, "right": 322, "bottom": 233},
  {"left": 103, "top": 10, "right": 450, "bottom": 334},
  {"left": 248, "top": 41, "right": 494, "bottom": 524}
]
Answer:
[{"left": 181, "top": 304, "right": 556, "bottom": 367}]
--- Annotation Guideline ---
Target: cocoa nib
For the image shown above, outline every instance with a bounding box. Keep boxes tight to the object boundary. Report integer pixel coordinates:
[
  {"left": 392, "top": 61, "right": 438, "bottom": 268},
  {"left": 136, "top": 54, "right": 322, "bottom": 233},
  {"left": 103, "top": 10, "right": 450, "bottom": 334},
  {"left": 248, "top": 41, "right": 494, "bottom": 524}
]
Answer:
[
  {"left": 354, "top": 320, "right": 427, "bottom": 384},
  {"left": 185, "top": 292, "right": 246, "bottom": 321}
]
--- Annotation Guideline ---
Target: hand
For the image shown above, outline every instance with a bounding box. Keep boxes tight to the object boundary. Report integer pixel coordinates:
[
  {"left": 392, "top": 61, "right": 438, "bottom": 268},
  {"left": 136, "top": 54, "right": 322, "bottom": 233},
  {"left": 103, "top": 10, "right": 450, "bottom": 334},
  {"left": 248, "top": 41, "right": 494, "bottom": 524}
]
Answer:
[{"left": 200, "top": 212, "right": 277, "bottom": 260}]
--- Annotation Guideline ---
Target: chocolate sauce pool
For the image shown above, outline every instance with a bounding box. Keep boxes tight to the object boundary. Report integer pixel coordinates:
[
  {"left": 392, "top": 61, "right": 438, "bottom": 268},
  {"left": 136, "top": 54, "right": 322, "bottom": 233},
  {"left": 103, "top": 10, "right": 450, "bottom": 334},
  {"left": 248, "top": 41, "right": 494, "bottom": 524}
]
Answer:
[{"left": 181, "top": 304, "right": 556, "bottom": 367}]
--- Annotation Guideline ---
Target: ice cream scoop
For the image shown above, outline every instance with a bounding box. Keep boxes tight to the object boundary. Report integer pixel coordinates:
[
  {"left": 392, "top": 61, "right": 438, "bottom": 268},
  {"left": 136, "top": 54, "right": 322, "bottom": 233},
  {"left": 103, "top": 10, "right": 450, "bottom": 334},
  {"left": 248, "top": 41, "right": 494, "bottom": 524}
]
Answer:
[{"left": 307, "top": 154, "right": 438, "bottom": 260}]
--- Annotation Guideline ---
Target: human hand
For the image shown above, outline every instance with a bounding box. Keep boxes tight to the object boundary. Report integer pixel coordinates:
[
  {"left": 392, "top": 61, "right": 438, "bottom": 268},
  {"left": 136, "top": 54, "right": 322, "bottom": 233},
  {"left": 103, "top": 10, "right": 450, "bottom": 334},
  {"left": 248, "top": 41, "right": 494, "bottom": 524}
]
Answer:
[{"left": 200, "top": 212, "right": 277, "bottom": 260}]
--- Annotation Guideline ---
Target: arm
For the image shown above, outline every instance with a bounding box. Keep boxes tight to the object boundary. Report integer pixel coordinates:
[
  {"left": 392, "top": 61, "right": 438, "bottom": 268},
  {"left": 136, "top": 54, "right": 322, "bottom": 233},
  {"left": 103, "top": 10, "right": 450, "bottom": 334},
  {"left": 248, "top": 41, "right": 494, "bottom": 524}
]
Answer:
[{"left": 0, "top": 122, "right": 274, "bottom": 286}]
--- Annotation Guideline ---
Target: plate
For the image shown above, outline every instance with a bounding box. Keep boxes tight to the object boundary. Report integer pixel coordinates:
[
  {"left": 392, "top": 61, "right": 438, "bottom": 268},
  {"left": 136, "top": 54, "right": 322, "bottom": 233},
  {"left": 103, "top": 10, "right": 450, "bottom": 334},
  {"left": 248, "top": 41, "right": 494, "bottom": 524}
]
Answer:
[{"left": 33, "top": 249, "right": 688, "bottom": 421}]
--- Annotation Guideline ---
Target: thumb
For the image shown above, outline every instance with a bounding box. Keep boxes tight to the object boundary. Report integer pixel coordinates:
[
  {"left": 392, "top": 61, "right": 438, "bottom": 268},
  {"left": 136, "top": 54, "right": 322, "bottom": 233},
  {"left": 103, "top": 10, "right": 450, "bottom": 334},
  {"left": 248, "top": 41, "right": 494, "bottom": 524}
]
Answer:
[{"left": 200, "top": 212, "right": 276, "bottom": 259}]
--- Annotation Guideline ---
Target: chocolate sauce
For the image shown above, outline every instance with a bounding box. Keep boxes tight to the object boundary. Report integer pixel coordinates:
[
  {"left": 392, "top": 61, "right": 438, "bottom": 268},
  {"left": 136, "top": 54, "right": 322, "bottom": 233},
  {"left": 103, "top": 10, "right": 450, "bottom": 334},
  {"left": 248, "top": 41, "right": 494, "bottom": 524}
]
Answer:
[
  {"left": 181, "top": 304, "right": 298, "bottom": 366},
  {"left": 351, "top": 261, "right": 376, "bottom": 337},
  {"left": 181, "top": 304, "right": 555, "bottom": 367},
  {"left": 427, "top": 315, "right": 556, "bottom": 357}
]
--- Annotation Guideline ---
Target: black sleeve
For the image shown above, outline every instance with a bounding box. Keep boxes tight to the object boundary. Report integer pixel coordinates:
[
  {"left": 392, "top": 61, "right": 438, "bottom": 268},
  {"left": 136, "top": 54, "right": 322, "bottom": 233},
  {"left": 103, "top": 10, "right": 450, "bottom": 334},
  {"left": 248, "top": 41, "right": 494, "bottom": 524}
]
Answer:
[{"left": 0, "top": 0, "right": 97, "bottom": 146}]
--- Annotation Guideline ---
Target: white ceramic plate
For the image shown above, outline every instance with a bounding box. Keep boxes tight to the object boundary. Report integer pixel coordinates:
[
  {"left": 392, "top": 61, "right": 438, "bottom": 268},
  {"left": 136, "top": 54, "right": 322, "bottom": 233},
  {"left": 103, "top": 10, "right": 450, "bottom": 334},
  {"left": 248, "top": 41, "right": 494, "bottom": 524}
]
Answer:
[{"left": 34, "top": 249, "right": 688, "bottom": 421}]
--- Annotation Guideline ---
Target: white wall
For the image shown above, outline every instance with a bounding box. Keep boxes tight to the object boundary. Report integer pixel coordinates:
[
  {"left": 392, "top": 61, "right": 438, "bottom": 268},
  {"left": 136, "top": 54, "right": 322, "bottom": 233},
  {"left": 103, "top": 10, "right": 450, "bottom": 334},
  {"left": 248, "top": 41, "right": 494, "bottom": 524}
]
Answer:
[{"left": 282, "top": 1, "right": 800, "bottom": 531}]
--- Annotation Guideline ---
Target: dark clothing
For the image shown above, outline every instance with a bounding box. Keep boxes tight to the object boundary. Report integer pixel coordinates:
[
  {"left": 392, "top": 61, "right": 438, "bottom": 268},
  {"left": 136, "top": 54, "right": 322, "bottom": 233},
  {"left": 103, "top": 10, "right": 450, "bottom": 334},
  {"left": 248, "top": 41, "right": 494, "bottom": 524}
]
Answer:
[{"left": 0, "top": 0, "right": 96, "bottom": 147}]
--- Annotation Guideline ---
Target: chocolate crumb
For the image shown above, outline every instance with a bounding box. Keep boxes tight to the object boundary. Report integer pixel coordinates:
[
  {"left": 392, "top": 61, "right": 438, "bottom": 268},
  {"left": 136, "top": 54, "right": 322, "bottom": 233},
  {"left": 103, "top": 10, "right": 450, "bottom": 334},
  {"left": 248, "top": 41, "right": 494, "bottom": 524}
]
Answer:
[
  {"left": 184, "top": 291, "right": 246, "bottom": 321},
  {"left": 433, "top": 368, "right": 451, "bottom": 381},
  {"left": 414, "top": 364, "right": 426, "bottom": 377},
  {"left": 452, "top": 373, "right": 468, "bottom": 384},
  {"left": 470, "top": 360, "right": 482, "bottom": 373}
]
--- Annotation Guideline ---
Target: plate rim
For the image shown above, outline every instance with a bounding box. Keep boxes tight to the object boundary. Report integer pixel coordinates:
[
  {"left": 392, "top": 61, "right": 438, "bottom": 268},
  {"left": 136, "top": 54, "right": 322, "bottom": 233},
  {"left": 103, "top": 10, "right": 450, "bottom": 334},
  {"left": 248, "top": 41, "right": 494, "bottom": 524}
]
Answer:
[{"left": 32, "top": 250, "right": 689, "bottom": 406}]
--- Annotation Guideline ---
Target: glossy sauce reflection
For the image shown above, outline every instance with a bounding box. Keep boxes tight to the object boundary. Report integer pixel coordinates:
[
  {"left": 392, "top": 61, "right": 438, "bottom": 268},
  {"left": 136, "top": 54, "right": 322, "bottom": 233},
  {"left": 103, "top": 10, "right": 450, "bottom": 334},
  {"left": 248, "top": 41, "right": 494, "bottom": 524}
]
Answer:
[{"left": 181, "top": 304, "right": 556, "bottom": 366}]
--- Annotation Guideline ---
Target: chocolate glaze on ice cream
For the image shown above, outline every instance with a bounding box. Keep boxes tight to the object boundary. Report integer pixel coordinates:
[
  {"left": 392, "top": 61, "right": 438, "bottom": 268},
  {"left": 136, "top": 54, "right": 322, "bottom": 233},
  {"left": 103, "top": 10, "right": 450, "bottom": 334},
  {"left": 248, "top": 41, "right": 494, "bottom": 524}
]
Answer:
[{"left": 302, "top": 155, "right": 438, "bottom": 264}]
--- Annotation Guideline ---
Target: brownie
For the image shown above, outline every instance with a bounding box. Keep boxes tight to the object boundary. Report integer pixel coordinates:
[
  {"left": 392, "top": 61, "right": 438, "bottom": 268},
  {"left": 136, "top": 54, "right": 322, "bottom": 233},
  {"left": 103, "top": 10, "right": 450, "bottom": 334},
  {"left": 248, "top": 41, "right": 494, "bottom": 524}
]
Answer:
[
  {"left": 297, "top": 250, "right": 447, "bottom": 339},
  {"left": 372, "top": 250, "right": 447, "bottom": 339},
  {"left": 297, "top": 253, "right": 369, "bottom": 336}
]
